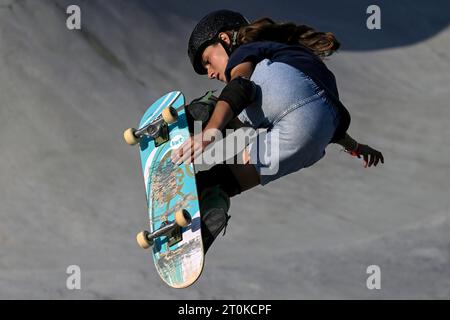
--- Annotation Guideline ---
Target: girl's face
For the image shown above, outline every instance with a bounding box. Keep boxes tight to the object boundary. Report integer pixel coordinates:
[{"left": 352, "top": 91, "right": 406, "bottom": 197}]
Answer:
[{"left": 201, "top": 34, "right": 230, "bottom": 83}]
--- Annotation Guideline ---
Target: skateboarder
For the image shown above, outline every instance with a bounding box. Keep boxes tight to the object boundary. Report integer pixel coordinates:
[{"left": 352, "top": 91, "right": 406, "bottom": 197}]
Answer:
[{"left": 174, "top": 10, "right": 385, "bottom": 251}]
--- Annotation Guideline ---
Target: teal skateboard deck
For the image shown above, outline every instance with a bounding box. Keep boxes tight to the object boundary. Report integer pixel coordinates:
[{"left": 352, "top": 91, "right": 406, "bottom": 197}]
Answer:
[{"left": 124, "top": 91, "right": 204, "bottom": 288}]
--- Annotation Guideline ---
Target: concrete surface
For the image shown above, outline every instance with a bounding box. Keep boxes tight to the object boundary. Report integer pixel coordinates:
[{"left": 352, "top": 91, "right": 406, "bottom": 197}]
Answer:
[{"left": 0, "top": 0, "right": 449, "bottom": 299}]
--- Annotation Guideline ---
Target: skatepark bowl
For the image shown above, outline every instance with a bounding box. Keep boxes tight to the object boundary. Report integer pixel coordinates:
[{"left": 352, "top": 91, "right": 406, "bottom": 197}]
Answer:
[{"left": 0, "top": 0, "right": 449, "bottom": 299}]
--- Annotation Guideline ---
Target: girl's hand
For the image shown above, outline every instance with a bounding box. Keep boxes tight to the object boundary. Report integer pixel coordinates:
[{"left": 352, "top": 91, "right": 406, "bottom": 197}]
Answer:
[
  {"left": 344, "top": 143, "right": 385, "bottom": 168},
  {"left": 171, "top": 132, "right": 213, "bottom": 165}
]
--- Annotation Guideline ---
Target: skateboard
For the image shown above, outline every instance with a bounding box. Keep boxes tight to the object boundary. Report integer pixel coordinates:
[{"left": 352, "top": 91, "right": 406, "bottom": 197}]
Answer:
[{"left": 123, "top": 91, "right": 204, "bottom": 288}]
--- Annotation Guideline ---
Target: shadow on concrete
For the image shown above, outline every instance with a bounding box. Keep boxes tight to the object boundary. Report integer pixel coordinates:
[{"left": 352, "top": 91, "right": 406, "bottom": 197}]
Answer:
[{"left": 139, "top": 0, "right": 450, "bottom": 51}]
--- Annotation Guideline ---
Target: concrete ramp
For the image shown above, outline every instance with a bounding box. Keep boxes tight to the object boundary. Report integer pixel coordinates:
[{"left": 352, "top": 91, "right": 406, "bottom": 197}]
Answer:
[{"left": 0, "top": 0, "right": 449, "bottom": 298}]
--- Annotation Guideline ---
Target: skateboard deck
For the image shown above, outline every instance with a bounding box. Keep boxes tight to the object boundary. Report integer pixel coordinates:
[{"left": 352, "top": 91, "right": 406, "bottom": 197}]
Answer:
[{"left": 127, "top": 91, "right": 204, "bottom": 288}]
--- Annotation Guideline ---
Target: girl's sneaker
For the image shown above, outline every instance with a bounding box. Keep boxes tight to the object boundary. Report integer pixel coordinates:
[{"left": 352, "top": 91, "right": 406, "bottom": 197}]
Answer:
[{"left": 199, "top": 185, "right": 231, "bottom": 253}]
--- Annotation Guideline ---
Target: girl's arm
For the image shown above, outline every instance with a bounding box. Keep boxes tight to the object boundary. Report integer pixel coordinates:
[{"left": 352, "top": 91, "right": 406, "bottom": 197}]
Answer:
[
  {"left": 171, "top": 62, "right": 255, "bottom": 164},
  {"left": 203, "top": 101, "right": 234, "bottom": 132},
  {"left": 337, "top": 133, "right": 385, "bottom": 168},
  {"left": 336, "top": 133, "right": 358, "bottom": 151},
  {"left": 204, "top": 61, "right": 255, "bottom": 132}
]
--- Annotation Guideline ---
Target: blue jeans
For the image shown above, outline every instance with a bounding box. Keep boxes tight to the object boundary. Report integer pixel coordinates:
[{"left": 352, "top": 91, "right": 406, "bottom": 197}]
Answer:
[{"left": 238, "top": 59, "right": 340, "bottom": 185}]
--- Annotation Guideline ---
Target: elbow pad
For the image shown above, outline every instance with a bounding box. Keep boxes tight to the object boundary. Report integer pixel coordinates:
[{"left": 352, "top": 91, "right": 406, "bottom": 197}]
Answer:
[{"left": 218, "top": 77, "right": 257, "bottom": 117}]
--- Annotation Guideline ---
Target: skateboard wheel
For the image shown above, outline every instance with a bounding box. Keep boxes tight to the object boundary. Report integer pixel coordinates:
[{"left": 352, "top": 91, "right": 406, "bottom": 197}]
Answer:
[
  {"left": 175, "top": 210, "right": 191, "bottom": 228},
  {"left": 162, "top": 107, "right": 178, "bottom": 124},
  {"left": 124, "top": 128, "right": 139, "bottom": 145},
  {"left": 136, "top": 230, "right": 152, "bottom": 249}
]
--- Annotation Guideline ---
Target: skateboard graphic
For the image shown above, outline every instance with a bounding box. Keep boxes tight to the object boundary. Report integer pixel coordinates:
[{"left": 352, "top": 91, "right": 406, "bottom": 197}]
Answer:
[{"left": 124, "top": 91, "right": 204, "bottom": 288}]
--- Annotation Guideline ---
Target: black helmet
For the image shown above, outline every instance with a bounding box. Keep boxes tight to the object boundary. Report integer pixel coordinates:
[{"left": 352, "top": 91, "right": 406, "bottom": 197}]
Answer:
[{"left": 188, "top": 10, "right": 249, "bottom": 75}]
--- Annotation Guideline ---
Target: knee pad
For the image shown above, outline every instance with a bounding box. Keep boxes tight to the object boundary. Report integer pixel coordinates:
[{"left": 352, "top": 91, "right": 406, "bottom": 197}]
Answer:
[{"left": 218, "top": 77, "right": 257, "bottom": 117}]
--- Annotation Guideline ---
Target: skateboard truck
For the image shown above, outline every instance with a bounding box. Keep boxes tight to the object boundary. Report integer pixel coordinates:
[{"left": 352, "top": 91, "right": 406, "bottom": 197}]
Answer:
[
  {"left": 123, "top": 106, "right": 178, "bottom": 147},
  {"left": 136, "top": 209, "right": 192, "bottom": 249}
]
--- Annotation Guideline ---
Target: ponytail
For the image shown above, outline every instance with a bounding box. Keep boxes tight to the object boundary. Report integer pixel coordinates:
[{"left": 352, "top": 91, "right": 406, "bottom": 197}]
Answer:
[{"left": 233, "top": 18, "right": 340, "bottom": 58}]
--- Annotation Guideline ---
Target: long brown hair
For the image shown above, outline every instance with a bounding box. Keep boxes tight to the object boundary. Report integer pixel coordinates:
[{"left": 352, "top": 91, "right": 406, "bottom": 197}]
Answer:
[{"left": 227, "top": 18, "right": 340, "bottom": 59}]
